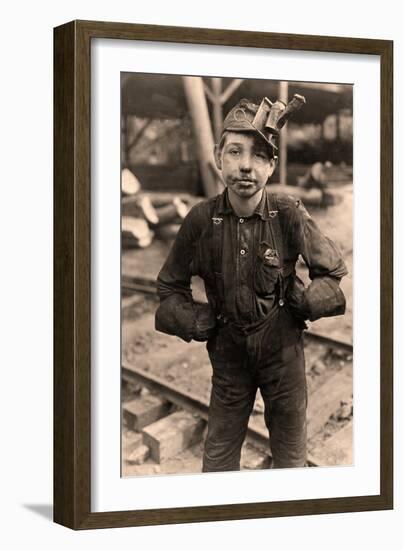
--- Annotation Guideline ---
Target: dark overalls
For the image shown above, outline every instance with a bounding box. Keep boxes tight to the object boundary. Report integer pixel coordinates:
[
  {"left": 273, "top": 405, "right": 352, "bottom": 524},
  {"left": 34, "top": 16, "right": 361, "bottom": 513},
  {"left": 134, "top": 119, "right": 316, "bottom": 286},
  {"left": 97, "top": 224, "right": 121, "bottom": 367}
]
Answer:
[
  {"left": 202, "top": 193, "right": 306, "bottom": 471},
  {"left": 156, "top": 189, "right": 347, "bottom": 473}
]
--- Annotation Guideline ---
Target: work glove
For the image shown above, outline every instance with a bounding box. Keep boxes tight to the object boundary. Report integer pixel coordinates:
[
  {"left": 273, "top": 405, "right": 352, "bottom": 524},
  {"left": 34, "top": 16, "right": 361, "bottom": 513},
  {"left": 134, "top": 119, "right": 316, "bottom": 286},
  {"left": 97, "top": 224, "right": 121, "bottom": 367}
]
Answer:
[
  {"left": 155, "top": 295, "right": 216, "bottom": 343},
  {"left": 193, "top": 302, "right": 217, "bottom": 342},
  {"left": 305, "top": 276, "right": 346, "bottom": 321},
  {"left": 286, "top": 276, "right": 310, "bottom": 321},
  {"left": 155, "top": 294, "right": 195, "bottom": 342}
]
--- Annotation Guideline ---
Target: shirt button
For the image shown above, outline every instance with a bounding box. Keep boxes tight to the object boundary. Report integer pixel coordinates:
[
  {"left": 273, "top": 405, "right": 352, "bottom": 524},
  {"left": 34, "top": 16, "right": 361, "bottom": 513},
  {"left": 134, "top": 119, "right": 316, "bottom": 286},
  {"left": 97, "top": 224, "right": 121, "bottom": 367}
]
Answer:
[
  {"left": 240, "top": 249, "right": 246, "bottom": 255},
  {"left": 239, "top": 218, "right": 244, "bottom": 223}
]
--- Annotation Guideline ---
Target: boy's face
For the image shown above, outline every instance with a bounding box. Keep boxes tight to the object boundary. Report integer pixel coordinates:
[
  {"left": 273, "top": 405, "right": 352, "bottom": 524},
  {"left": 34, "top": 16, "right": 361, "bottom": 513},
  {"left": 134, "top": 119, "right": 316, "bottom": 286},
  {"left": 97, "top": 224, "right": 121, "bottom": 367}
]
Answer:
[{"left": 214, "top": 132, "right": 276, "bottom": 199}]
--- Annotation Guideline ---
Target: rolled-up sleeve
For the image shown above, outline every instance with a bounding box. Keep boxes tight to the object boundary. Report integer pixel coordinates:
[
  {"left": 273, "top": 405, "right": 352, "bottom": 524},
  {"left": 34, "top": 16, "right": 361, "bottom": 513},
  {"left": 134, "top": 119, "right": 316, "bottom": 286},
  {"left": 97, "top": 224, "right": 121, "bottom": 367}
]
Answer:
[
  {"left": 157, "top": 203, "right": 204, "bottom": 301},
  {"left": 281, "top": 196, "right": 348, "bottom": 321},
  {"left": 292, "top": 200, "right": 348, "bottom": 280},
  {"left": 155, "top": 203, "right": 206, "bottom": 341}
]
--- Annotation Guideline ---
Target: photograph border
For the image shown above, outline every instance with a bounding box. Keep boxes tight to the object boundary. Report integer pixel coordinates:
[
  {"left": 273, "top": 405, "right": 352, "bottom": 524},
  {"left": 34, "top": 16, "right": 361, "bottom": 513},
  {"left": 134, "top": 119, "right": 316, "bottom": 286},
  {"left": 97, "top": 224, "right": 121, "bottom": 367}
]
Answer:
[{"left": 54, "top": 19, "right": 393, "bottom": 529}]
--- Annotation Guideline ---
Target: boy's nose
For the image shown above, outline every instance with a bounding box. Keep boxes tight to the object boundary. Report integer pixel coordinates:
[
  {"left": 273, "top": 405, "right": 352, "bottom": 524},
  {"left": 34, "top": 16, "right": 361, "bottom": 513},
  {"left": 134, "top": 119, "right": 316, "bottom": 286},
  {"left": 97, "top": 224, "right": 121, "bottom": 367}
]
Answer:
[{"left": 239, "top": 153, "right": 252, "bottom": 171}]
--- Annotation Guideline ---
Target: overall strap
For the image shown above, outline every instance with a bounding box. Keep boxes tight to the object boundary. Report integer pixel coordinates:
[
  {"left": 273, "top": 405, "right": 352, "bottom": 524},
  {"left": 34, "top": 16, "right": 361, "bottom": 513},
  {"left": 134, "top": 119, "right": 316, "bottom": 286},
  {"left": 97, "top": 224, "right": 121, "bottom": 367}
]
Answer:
[
  {"left": 267, "top": 193, "right": 289, "bottom": 305},
  {"left": 267, "top": 193, "right": 284, "bottom": 263},
  {"left": 270, "top": 194, "right": 297, "bottom": 278},
  {"left": 211, "top": 199, "right": 224, "bottom": 274},
  {"left": 211, "top": 200, "right": 226, "bottom": 318}
]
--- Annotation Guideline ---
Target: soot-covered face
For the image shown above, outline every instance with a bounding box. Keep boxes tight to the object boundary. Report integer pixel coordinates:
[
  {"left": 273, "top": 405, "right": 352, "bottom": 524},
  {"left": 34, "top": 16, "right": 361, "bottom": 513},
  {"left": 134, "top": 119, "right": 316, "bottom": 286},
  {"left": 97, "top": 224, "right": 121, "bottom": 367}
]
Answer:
[{"left": 214, "top": 131, "right": 276, "bottom": 199}]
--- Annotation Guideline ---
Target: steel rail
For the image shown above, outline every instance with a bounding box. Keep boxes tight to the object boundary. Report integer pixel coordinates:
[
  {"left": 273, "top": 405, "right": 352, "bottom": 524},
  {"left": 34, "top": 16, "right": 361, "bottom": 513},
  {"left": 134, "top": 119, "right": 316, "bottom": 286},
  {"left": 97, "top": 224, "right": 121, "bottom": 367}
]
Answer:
[{"left": 122, "top": 361, "right": 319, "bottom": 467}]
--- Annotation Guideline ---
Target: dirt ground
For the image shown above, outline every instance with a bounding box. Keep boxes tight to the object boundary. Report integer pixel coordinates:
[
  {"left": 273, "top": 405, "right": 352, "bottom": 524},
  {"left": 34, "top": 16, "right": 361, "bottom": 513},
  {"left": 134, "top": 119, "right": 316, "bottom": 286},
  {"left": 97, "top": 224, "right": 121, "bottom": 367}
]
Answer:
[{"left": 122, "top": 309, "right": 353, "bottom": 475}]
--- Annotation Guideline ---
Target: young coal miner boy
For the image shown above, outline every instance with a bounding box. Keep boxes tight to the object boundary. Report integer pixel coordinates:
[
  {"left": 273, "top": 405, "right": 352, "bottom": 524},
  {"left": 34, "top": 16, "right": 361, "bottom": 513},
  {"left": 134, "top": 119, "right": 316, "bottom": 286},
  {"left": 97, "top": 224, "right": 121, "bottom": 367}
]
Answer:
[{"left": 155, "top": 95, "right": 348, "bottom": 472}]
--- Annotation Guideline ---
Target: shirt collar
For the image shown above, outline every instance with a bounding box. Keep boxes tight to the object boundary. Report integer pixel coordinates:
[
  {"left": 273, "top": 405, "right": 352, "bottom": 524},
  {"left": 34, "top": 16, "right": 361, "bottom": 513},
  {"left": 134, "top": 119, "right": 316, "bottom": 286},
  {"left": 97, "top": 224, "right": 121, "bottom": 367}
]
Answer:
[{"left": 217, "top": 187, "right": 270, "bottom": 221}]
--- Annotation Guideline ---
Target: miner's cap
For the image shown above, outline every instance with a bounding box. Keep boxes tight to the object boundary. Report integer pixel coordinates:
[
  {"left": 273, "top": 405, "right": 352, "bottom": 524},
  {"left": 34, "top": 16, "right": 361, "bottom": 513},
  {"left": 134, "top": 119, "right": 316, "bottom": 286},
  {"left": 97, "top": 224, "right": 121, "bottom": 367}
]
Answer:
[{"left": 222, "top": 94, "right": 306, "bottom": 155}]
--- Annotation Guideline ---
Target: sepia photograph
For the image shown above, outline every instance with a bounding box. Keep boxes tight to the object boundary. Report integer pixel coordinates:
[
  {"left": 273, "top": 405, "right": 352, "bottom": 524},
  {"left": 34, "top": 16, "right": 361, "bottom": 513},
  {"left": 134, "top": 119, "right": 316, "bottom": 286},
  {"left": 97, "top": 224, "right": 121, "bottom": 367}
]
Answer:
[{"left": 120, "top": 72, "right": 353, "bottom": 477}]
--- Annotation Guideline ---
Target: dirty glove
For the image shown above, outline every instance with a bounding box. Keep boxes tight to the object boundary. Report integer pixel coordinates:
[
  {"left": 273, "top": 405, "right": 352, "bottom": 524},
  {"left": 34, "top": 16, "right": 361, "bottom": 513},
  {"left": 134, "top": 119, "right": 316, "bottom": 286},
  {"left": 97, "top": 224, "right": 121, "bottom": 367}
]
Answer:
[
  {"left": 305, "top": 276, "right": 346, "bottom": 321},
  {"left": 155, "top": 294, "right": 196, "bottom": 342},
  {"left": 193, "top": 302, "right": 217, "bottom": 342},
  {"left": 286, "top": 276, "right": 310, "bottom": 321},
  {"left": 155, "top": 295, "right": 216, "bottom": 343}
]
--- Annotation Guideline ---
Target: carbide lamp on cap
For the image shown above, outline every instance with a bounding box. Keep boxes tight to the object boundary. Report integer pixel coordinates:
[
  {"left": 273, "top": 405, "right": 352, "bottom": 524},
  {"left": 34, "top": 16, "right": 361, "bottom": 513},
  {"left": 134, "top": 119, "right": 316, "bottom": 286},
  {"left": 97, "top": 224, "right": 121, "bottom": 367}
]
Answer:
[{"left": 222, "top": 94, "right": 306, "bottom": 156}]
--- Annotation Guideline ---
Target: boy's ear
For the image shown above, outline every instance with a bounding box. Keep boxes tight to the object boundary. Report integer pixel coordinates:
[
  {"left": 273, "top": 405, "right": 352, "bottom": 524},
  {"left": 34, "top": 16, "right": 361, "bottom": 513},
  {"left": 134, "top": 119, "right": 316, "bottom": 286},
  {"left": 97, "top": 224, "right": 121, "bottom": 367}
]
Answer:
[
  {"left": 214, "top": 144, "right": 222, "bottom": 171},
  {"left": 268, "top": 156, "right": 277, "bottom": 176}
]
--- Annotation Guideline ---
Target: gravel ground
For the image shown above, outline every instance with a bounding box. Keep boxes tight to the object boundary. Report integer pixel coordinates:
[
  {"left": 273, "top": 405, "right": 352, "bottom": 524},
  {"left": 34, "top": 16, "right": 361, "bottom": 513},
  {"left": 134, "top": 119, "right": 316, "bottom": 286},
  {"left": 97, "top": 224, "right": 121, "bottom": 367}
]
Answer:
[{"left": 121, "top": 307, "right": 352, "bottom": 475}]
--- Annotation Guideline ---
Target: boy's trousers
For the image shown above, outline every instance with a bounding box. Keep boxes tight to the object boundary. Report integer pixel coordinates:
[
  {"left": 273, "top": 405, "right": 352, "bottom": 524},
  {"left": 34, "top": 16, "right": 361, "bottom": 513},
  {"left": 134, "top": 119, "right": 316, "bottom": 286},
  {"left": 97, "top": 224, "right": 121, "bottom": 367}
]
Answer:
[{"left": 202, "top": 305, "right": 307, "bottom": 472}]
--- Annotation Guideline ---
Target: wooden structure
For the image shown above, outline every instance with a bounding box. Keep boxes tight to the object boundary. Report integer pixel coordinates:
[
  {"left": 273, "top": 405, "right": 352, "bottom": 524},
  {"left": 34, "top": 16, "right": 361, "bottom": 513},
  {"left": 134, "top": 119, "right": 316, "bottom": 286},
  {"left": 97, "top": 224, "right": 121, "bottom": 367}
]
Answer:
[{"left": 122, "top": 74, "right": 353, "bottom": 197}]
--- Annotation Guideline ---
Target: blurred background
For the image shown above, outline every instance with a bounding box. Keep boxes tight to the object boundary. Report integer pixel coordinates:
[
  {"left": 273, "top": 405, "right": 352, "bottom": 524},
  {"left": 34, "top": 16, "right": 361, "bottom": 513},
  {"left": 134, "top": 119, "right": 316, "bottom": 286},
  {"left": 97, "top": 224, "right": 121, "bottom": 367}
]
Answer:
[{"left": 121, "top": 74, "right": 353, "bottom": 194}]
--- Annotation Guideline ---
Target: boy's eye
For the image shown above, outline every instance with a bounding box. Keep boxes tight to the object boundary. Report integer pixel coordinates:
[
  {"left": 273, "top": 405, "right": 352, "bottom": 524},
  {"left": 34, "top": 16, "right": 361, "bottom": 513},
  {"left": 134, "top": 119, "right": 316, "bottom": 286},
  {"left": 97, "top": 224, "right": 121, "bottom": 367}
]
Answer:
[
  {"left": 255, "top": 152, "right": 268, "bottom": 160},
  {"left": 229, "top": 149, "right": 240, "bottom": 155}
]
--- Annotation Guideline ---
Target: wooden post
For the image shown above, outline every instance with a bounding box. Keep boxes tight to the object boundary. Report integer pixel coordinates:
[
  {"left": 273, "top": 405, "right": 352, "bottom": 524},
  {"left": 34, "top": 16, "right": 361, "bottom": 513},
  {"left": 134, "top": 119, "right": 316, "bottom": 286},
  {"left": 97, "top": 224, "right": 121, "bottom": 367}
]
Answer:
[
  {"left": 182, "top": 76, "right": 218, "bottom": 197},
  {"left": 278, "top": 81, "right": 289, "bottom": 186},
  {"left": 220, "top": 78, "right": 243, "bottom": 105},
  {"left": 210, "top": 77, "right": 223, "bottom": 142},
  {"left": 122, "top": 114, "right": 128, "bottom": 168}
]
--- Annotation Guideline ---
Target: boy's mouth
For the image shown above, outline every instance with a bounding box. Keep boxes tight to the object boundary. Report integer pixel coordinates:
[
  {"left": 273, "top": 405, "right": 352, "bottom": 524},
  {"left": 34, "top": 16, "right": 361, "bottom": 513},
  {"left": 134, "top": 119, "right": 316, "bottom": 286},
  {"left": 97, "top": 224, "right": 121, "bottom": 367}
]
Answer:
[{"left": 235, "top": 178, "right": 256, "bottom": 184}]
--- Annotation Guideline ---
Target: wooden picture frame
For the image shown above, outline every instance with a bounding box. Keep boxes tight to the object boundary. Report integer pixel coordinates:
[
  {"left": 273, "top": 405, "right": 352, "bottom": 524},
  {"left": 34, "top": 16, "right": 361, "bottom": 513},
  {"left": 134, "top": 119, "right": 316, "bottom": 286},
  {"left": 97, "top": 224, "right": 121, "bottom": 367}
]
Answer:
[{"left": 54, "top": 20, "right": 393, "bottom": 529}]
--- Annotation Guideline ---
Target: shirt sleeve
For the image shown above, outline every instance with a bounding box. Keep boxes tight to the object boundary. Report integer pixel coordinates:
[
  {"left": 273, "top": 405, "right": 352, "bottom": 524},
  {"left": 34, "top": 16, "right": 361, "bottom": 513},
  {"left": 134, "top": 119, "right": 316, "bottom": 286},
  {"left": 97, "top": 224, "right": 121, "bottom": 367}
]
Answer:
[
  {"left": 156, "top": 202, "right": 216, "bottom": 342},
  {"left": 290, "top": 198, "right": 348, "bottom": 280},
  {"left": 279, "top": 195, "right": 348, "bottom": 321},
  {"left": 157, "top": 201, "right": 205, "bottom": 301}
]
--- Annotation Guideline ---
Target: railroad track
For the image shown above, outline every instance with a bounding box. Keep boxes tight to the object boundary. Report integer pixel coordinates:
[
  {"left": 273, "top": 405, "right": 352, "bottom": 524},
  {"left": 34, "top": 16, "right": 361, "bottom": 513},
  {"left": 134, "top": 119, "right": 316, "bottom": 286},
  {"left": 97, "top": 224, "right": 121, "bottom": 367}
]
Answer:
[{"left": 121, "top": 285, "right": 353, "bottom": 476}]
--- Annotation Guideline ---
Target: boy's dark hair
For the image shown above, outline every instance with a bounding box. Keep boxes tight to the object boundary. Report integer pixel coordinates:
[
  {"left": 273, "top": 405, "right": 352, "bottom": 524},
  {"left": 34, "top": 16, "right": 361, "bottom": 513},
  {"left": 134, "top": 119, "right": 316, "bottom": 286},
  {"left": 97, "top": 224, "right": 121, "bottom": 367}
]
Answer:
[{"left": 217, "top": 130, "right": 277, "bottom": 160}]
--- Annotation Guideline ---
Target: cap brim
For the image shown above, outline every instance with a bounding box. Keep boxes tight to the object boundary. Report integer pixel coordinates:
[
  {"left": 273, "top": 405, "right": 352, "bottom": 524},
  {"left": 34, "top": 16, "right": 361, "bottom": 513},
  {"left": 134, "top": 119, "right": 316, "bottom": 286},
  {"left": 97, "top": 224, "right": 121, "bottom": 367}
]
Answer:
[{"left": 224, "top": 124, "right": 278, "bottom": 152}]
